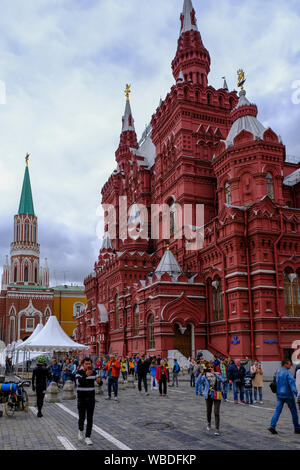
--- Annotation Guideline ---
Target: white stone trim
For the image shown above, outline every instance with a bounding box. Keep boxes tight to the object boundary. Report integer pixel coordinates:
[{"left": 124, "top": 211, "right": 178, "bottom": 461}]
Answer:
[
  {"left": 250, "top": 270, "right": 276, "bottom": 276},
  {"left": 225, "top": 272, "right": 248, "bottom": 279}
]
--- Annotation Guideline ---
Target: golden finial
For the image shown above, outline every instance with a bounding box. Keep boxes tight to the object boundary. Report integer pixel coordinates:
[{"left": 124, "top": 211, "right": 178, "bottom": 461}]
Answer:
[
  {"left": 125, "top": 84, "right": 131, "bottom": 101},
  {"left": 25, "top": 153, "right": 30, "bottom": 167},
  {"left": 237, "top": 69, "right": 246, "bottom": 92}
]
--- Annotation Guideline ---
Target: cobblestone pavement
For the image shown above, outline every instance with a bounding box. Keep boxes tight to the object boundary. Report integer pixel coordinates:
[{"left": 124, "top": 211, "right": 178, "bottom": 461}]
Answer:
[{"left": 0, "top": 378, "right": 299, "bottom": 451}]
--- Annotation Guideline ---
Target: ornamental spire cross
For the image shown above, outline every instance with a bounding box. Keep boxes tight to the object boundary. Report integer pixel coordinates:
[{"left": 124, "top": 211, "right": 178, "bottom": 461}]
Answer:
[
  {"left": 125, "top": 84, "right": 131, "bottom": 102},
  {"left": 25, "top": 153, "right": 30, "bottom": 167}
]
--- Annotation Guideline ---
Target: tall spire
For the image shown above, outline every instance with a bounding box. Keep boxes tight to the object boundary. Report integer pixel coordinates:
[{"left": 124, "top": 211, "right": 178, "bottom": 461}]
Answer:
[
  {"left": 122, "top": 99, "right": 135, "bottom": 132},
  {"left": 172, "top": 0, "right": 210, "bottom": 85},
  {"left": 116, "top": 85, "right": 138, "bottom": 163},
  {"left": 18, "top": 156, "right": 35, "bottom": 216},
  {"left": 180, "top": 0, "right": 199, "bottom": 35},
  {"left": 122, "top": 83, "right": 135, "bottom": 132}
]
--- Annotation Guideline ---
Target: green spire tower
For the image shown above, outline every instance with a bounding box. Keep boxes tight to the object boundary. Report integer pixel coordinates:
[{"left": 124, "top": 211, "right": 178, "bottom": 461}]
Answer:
[{"left": 18, "top": 154, "right": 35, "bottom": 216}]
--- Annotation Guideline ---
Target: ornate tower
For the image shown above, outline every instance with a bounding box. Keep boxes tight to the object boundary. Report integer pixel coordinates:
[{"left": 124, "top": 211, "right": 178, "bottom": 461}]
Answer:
[
  {"left": 172, "top": 0, "right": 211, "bottom": 85},
  {"left": 2, "top": 157, "right": 50, "bottom": 289}
]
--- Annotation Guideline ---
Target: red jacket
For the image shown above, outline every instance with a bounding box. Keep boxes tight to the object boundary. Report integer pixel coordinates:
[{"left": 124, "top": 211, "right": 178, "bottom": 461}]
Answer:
[
  {"left": 104, "top": 360, "right": 121, "bottom": 378},
  {"left": 156, "top": 365, "right": 169, "bottom": 381}
]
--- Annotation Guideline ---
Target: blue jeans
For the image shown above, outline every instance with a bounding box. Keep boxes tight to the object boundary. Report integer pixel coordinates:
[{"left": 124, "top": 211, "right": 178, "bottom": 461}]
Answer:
[
  {"left": 245, "top": 389, "right": 253, "bottom": 404},
  {"left": 190, "top": 374, "right": 195, "bottom": 387},
  {"left": 254, "top": 387, "right": 263, "bottom": 402},
  {"left": 233, "top": 380, "right": 245, "bottom": 402},
  {"left": 107, "top": 376, "right": 119, "bottom": 398},
  {"left": 271, "top": 397, "right": 300, "bottom": 431},
  {"left": 195, "top": 376, "right": 203, "bottom": 395},
  {"left": 222, "top": 381, "right": 228, "bottom": 400}
]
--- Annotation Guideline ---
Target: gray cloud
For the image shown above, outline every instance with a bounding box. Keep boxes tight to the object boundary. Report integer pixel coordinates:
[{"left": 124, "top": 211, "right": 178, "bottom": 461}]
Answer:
[{"left": 0, "top": 0, "right": 299, "bottom": 285}]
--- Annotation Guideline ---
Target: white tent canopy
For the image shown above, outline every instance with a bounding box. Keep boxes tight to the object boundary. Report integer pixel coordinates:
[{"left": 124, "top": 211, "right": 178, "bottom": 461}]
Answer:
[
  {"left": 16, "top": 323, "right": 44, "bottom": 350},
  {"left": 21, "top": 315, "right": 89, "bottom": 352}
]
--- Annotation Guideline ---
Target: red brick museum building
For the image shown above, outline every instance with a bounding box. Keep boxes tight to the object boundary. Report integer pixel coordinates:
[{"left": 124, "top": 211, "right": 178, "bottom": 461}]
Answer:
[{"left": 77, "top": 0, "right": 300, "bottom": 370}]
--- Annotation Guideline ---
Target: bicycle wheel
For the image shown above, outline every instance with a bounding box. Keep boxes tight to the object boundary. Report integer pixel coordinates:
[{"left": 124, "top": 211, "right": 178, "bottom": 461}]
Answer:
[
  {"left": 4, "top": 395, "right": 15, "bottom": 418},
  {"left": 21, "top": 390, "right": 29, "bottom": 412}
]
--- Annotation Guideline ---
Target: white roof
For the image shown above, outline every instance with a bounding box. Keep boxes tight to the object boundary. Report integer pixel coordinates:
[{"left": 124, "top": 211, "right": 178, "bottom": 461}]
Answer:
[
  {"left": 225, "top": 91, "right": 267, "bottom": 148},
  {"left": 155, "top": 249, "right": 183, "bottom": 281},
  {"left": 131, "top": 125, "right": 156, "bottom": 169},
  {"left": 21, "top": 315, "right": 89, "bottom": 352},
  {"left": 101, "top": 232, "right": 114, "bottom": 250},
  {"left": 16, "top": 323, "right": 44, "bottom": 350},
  {"left": 180, "top": 0, "right": 199, "bottom": 35},
  {"left": 284, "top": 168, "right": 300, "bottom": 187}
]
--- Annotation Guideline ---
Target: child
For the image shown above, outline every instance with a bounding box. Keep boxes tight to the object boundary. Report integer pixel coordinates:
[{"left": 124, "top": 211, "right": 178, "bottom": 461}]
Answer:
[
  {"left": 149, "top": 361, "right": 158, "bottom": 390},
  {"left": 121, "top": 360, "right": 128, "bottom": 382},
  {"left": 244, "top": 370, "right": 255, "bottom": 404}
]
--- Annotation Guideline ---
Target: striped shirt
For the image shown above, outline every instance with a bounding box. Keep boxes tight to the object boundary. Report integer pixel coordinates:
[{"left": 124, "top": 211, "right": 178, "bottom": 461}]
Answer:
[{"left": 76, "top": 369, "right": 100, "bottom": 395}]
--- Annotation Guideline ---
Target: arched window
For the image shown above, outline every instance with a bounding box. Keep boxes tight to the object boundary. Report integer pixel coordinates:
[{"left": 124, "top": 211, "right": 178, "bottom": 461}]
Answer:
[
  {"left": 134, "top": 305, "right": 139, "bottom": 336},
  {"left": 225, "top": 182, "right": 231, "bottom": 205},
  {"left": 24, "top": 266, "right": 28, "bottom": 283},
  {"left": 25, "top": 224, "right": 29, "bottom": 242},
  {"left": 266, "top": 173, "right": 274, "bottom": 200},
  {"left": 212, "top": 279, "right": 224, "bottom": 321},
  {"left": 115, "top": 294, "right": 120, "bottom": 329},
  {"left": 148, "top": 315, "right": 155, "bottom": 350},
  {"left": 170, "top": 202, "right": 176, "bottom": 237},
  {"left": 14, "top": 266, "right": 17, "bottom": 283},
  {"left": 207, "top": 94, "right": 211, "bottom": 105},
  {"left": 283, "top": 272, "right": 300, "bottom": 317}
]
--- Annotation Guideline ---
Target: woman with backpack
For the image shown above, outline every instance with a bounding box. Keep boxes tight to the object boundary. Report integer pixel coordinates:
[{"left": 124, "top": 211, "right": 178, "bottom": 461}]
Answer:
[{"left": 201, "top": 364, "right": 225, "bottom": 436}]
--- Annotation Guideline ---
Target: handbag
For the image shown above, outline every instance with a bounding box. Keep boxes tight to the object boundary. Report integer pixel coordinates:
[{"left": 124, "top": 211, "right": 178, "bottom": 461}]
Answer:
[
  {"left": 269, "top": 370, "right": 278, "bottom": 394},
  {"left": 210, "top": 389, "right": 222, "bottom": 400}
]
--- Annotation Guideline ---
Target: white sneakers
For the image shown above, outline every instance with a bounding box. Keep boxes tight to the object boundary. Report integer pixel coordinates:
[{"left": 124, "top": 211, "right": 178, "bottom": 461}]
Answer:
[
  {"left": 207, "top": 425, "right": 211, "bottom": 431},
  {"left": 78, "top": 431, "right": 93, "bottom": 445}
]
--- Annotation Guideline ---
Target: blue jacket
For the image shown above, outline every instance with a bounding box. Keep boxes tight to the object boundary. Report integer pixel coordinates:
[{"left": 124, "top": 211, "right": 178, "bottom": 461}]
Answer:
[
  {"left": 149, "top": 366, "right": 157, "bottom": 377},
  {"left": 227, "top": 364, "right": 246, "bottom": 383},
  {"left": 200, "top": 373, "right": 224, "bottom": 399},
  {"left": 51, "top": 363, "right": 62, "bottom": 377},
  {"left": 274, "top": 368, "right": 298, "bottom": 399}
]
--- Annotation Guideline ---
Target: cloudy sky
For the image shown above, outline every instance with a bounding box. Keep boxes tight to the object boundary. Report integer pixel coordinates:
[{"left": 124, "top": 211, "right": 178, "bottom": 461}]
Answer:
[{"left": 0, "top": 0, "right": 299, "bottom": 286}]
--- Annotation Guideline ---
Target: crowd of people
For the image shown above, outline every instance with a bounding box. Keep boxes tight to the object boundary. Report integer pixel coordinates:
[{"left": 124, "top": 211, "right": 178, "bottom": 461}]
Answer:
[{"left": 28, "top": 352, "right": 300, "bottom": 445}]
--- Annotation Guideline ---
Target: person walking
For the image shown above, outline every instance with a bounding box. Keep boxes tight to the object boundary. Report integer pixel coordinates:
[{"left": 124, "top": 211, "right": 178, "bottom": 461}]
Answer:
[
  {"left": 227, "top": 359, "right": 246, "bottom": 404},
  {"left": 251, "top": 360, "right": 264, "bottom": 404},
  {"left": 171, "top": 359, "right": 180, "bottom": 387},
  {"left": 188, "top": 359, "right": 196, "bottom": 387},
  {"left": 149, "top": 360, "right": 158, "bottom": 390},
  {"left": 32, "top": 356, "right": 52, "bottom": 418},
  {"left": 156, "top": 362, "right": 169, "bottom": 397},
  {"left": 121, "top": 359, "right": 128, "bottom": 382},
  {"left": 76, "top": 357, "right": 101, "bottom": 445},
  {"left": 201, "top": 364, "right": 224, "bottom": 436},
  {"left": 103, "top": 355, "right": 121, "bottom": 401},
  {"left": 269, "top": 360, "right": 300, "bottom": 435},
  {"left": 137, "top": 356, "right": 149, "bottom": 396},
  {"left": 194, "top": 361, "right": 203, "bottom": 396}
]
